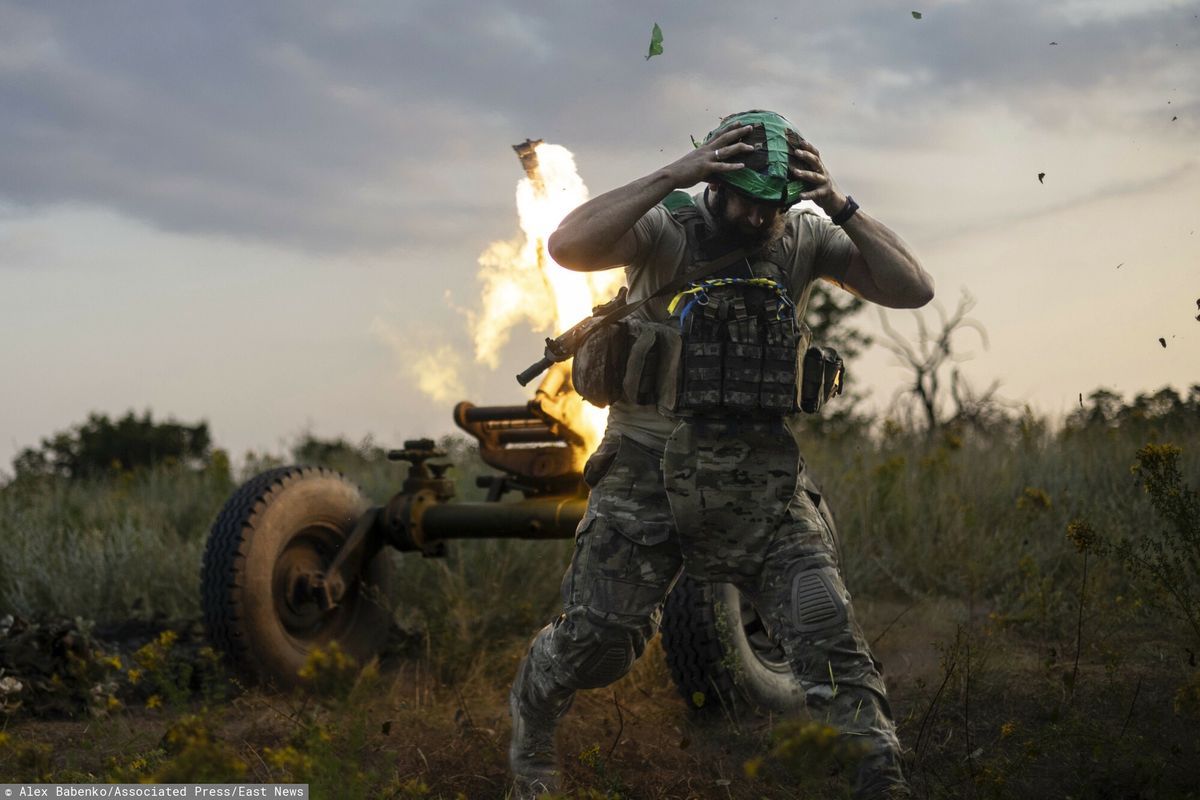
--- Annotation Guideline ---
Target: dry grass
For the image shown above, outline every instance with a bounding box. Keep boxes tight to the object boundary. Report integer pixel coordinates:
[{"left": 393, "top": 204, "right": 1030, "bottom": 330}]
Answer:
[{"left": 2, "top": 421, "right": 1199, "bottom": 797}]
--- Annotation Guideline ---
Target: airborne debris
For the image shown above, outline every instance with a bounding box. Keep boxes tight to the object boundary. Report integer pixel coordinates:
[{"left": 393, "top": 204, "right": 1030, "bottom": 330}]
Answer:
[
  {"left": 646, "top": 23, "right": 664, "bottom": 60},
  {"left": 1079, "top": 393, "right": 1084, "bottom": 408},
  {"left": 512, "top": 139, "right": 543, "bottom": 180},
  {"left": 1050, "top": 41, "right": 1058, "bottom": 45},
  {"left": 1038, "top": 172, "right": 1046, "bottom": 183},
  {"left": 1116, "top": 263, "right": 1123, "bottom": 269},
  {"left": 912, "top": 11, "right": 923, "bottom": 19},
  {"left": 1158, "top": 337, "right": 1167, "bottom": 348}
]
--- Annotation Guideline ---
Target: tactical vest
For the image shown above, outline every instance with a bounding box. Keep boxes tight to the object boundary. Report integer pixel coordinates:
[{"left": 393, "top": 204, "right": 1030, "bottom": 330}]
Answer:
[
  {"left": 661, "top": 192, "right": 807, "bottom": 418},
  {"left": 572, "top": 192, "right": 842, "bottom": 416}
]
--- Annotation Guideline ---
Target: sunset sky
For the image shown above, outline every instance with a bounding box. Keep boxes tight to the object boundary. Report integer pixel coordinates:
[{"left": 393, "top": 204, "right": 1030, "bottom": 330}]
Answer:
[{"left": 1, "top": 0, "right": 1196, "bottom": 471}]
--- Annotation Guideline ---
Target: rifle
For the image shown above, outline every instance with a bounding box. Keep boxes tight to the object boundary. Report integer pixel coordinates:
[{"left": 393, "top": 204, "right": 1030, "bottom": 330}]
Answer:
[{"left": 515, "top": 287, "right": 630, "bottom": 386}]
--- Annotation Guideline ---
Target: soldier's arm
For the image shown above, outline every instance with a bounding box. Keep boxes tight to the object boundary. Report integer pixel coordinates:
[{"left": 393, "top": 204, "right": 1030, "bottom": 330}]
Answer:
[
  {"left": 833, "top": 213, "right": 934, "bottom": 309},
  {"left": 792, "top": 140, "right": 934, "bottom": 309},
  {"left": 547, "top": 126, "right": 755, "bottom": 272}
]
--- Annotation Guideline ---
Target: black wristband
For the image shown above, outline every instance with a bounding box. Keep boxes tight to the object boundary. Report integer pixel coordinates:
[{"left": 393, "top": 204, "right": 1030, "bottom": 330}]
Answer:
[{"left": 830, "top": 195, "right": 859, "bottom": 226}]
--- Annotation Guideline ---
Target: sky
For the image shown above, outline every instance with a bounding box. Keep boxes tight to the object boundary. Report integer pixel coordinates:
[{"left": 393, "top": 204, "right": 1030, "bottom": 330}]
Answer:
[{"left": 1, "top": 0, "right": 1197, "bottom": 471}]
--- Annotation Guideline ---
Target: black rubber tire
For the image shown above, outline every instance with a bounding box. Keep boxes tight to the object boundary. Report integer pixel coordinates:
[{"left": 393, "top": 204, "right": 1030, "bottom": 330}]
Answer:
[
  {"left": 661, "top": 573, "right": 804, "bottom": 715},
  {"left": 201, "top": 466, "right": 394, "bottom": 687}
]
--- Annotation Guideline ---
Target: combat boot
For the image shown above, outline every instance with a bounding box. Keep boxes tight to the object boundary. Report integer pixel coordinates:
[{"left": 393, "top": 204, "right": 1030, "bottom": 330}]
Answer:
[
  {"left": 853, "top": 743, "right": 912, "bottom": 799},
  {"left": 508, "top": 657, "right": 566, "bottom": 799}
]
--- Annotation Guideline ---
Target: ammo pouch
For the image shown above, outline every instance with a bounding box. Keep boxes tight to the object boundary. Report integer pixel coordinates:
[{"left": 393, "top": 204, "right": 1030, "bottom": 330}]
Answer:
[
  {"left": 571, "top": 322, "right": 630, "bottom": 408},
  {"left": 799, "top": 345, "right": 844, "bottom": 413},
  {"left": 572, "top": 319, "right": 681, "bottom": 409},
  {"left": 666, "top": 289, "right": 811, "bottom": 418}
]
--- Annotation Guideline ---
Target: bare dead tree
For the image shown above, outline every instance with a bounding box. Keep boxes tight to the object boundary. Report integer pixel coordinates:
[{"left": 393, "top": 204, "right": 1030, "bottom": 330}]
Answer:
[{"left": 878, "top": 291, "right": 998, "bottom": 434}]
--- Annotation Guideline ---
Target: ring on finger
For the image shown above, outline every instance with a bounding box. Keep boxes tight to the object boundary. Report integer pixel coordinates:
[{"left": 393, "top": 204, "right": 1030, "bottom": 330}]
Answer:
[{"left": 715, "top": 147, "right": 722, "bottom": 160}]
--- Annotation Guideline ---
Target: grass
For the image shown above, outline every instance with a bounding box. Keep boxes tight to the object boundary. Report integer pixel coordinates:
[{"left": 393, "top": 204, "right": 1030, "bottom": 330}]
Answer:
[
  {"left": 0, "top": 461, "right": 233, "bottom": 620},
  {"left": 2, "top": 413, "right": 1199, "bottom": 796}
]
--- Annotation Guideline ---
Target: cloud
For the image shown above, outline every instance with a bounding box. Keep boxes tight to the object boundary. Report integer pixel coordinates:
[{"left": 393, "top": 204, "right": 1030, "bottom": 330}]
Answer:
[{"left": 0, "top": 0, "right": 1195, "bottom": 257}]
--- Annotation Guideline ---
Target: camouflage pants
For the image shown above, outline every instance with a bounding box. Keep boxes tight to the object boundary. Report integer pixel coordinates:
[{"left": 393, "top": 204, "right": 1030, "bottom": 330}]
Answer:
[{"left": 513, "top": 420, "right": 906, "bottom": 798}]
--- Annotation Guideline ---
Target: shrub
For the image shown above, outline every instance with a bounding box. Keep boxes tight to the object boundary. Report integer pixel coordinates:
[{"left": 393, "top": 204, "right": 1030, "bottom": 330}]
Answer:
[{"left": 10, "top": 410, "right": 212, "bottom": 481}]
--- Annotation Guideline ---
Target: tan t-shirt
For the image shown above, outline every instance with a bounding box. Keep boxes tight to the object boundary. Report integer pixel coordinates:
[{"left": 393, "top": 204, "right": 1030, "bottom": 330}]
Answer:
[{"left": 607, "top": 191, "right": 855, "bottom": 450}]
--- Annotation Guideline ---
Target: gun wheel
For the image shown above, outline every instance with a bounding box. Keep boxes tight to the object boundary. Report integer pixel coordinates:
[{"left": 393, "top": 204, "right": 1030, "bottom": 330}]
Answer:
[
  {"left": 661, "top": 573, "right": 803, "bottom": 714},
  {"left": 202, "top": 466, "right": 393, "bottom": 687}
]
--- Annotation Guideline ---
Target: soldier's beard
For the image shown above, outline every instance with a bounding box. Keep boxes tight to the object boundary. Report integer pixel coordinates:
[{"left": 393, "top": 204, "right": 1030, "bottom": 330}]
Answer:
[
  {"left": 710, "top": 187, "right": 786, "bottom": 248},
  {"left": 721, "top": 214, "right": 785, "bottom": 247}
]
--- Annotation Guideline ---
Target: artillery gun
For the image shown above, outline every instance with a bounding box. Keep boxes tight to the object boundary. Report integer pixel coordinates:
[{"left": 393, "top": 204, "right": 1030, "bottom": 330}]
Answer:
[{"left": 201, "top": 364, "right": 807, "bottom": 712}]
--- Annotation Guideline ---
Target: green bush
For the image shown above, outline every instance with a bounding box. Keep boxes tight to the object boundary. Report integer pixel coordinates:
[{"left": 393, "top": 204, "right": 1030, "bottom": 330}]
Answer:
[{"left": 11, "top": 411, "right": 213, "bottom": 481}]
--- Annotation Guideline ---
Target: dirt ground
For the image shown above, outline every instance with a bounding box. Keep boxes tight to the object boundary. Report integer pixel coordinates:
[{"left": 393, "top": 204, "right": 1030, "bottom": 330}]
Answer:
[{"left": 3, "top": 598, "right": 1197, "bottom": 799}]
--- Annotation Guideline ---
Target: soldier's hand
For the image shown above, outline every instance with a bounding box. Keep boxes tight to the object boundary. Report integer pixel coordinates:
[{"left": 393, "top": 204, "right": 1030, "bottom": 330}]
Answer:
[
  {"left": 793, "top": 140, "right": 848, "bottom": 217},
  {"left": 665, "top": 125, "right": 754, "bottom": 188}
]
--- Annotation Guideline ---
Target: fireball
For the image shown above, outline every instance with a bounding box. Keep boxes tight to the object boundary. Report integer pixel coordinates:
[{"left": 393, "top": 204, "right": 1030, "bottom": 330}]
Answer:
[{"left": 472, "top": 141, "right": 624, "bottom": 456}]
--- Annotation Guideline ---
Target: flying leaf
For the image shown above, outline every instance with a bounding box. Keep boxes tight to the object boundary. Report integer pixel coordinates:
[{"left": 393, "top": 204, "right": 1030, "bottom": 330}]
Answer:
[
  {"left": 1158, "top": 337, "right": 1167, "bottom": 348},
  {"left": 646, "top": 23, "right": 664, "bottom": 60},
  {"left": 912, "top": 11, "right": 923, "bottom": 19},
  {"left": 1037, "top": 172, "right": 1046, "bottom": 183}
]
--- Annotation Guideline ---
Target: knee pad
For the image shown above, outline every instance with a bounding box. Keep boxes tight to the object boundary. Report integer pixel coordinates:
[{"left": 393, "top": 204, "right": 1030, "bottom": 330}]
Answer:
[
  {"left": 791, "top": 568, "right": 847, "bottom": 634},
  {"left": 555, "top": 609, "right": 643, "bottom": 690},
  {"left": 573, "top": 639, "right": 637, "bottom": 689}
]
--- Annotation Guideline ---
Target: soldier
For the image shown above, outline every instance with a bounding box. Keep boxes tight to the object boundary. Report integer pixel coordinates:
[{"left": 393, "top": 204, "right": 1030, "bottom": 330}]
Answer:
[{"left": 509, "top": 110, "right": 933, "bottom": 799}]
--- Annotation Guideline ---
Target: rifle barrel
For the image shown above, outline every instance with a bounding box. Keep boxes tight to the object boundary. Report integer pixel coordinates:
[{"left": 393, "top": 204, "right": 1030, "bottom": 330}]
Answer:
[{"left": 516, "top": 355, "right": 553, "bottom": 386}]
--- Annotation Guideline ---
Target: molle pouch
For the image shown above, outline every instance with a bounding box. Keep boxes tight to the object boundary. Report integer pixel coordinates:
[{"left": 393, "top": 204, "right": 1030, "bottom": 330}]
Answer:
[
  {"left": 799, "top": 345, "right": 844, "bottom": 414},
  {"left": 677, "top": 302, "right": 724, "bottom": 413},
  {"left": 721, "top": 299, "right": 762, "bottom": 412},
  {"left": 622, "top": 319, "right": 678, "bottom": 406},
  {"left": 572, "top": 322, "right": 630, "bottom": 408},
  {"left": 653, "top": 324, "right": 683, "bottom": 416},
  {"left": 761, "top": 318, "right": 808, "bottom": 413}
]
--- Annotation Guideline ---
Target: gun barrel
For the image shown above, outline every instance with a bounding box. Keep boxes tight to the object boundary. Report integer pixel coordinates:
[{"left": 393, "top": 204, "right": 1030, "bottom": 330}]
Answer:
[
  {"left": 496, "top": 426, "right": 562, "bottom": 445},
  {"left": 516, "top": 355, "right": 553, "bottom": 386},
  {"left": 460, "top": 404, "right": 538, "bottom": 423},
  {"left": 421, "top": 496, "right": 587, "bottom": 541}
]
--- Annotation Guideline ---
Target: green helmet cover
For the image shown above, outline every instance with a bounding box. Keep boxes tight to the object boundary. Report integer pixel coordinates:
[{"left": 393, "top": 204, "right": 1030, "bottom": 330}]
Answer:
[{"left": 702, "top": 110, "right": 806, "bottom": 206}]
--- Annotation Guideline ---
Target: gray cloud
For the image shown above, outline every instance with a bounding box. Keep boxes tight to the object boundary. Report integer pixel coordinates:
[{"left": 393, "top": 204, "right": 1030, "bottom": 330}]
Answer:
[{"left": 1, "top": 0, "right": 1195, "bottom": 253}]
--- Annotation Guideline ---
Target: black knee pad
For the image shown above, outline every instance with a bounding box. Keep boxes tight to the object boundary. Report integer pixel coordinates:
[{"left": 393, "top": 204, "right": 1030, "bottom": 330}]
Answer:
[
  {"left": 557, "top": 609, "right": 644, "bottom": 689},
  {"left": 791, "top": 568, "right": 847, "bottom": 633},
  {"left": 573, "top": 640, "right": 637, "bottom": 688}
]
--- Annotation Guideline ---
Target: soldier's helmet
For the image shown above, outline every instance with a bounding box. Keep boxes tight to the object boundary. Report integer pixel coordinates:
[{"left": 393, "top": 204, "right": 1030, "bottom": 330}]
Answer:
[{"left": 702, "top": 110, "right": 809, "bottom": 207}]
